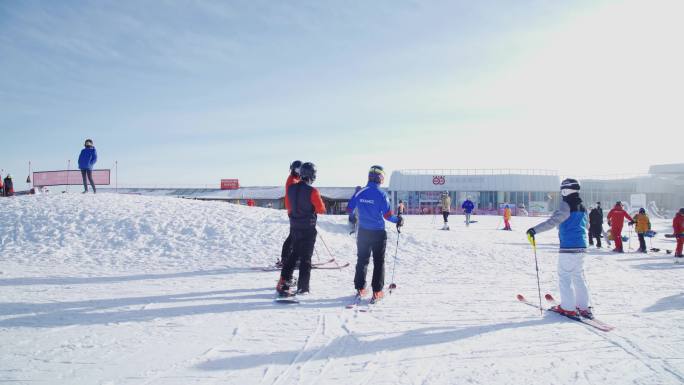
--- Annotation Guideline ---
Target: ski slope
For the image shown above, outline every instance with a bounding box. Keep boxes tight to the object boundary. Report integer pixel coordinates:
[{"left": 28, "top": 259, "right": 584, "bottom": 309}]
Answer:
[{"left": 1, "top": 193, "right": 683, "bottom": 385}]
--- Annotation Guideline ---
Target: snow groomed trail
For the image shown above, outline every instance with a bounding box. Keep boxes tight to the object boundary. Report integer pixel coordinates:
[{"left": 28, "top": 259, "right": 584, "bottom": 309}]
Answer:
[{"left": 0, "top": 194, "right": 683, "bottom": 385}]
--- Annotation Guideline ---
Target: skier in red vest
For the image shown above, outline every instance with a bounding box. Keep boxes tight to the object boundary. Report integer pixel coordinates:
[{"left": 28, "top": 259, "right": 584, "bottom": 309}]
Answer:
[
  {"left": 606, "top": 202, "right": 633, "bottom": 253},
  {"left": 275, "top": 161, "right": 301, "bottom": 269},
  {"left": 277, "top": 162, "right": 326, "bottom": 296}
]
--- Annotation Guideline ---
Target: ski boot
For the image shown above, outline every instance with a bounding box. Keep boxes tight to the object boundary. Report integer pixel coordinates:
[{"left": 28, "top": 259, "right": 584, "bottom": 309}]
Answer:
[
  {"left": 370, "top": 291, "right": 384, "bottom": 304},
  {"left": 276, "top": 277, "right": 297, "bottom": 297},
  {"left": 577, "top": 307, "right": 594, "bottom": 319},
  {"left": 551, "top": 305, "right": 579, "bottom": 319}
]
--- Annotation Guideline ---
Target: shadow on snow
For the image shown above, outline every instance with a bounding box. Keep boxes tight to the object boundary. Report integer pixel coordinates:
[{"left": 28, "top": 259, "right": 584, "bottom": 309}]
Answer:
[
  {"left": 0, "top": 289, "right": 357, "bottom": 328},
  {"left": 643, "top": 293, "right": 684, "bottom": 312},
  {"left": 0, "top": 267, "right": 258, "bottom": 287},
  {"left": 196, "top": 319, "right": 548, "bottom": 371}
]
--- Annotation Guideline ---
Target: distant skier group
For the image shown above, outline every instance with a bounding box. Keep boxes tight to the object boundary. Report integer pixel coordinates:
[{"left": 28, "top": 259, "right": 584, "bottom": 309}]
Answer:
[{"left": 0, "top": 173, "right": 14, "bottom": 197}]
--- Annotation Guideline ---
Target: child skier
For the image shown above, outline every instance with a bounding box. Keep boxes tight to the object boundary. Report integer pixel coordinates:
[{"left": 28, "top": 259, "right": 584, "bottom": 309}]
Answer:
[
  {"left": 607, "top": 202, "right": 633, "bottom": 253},
  {"left": 588, "top": 204, "right": 604, "bottom": 248},
  {"left": 397, "top": 200, "right": 406, "bottom": 215},
  {"left": 461, "top": 197, "right": 475, "bottom": 227},
  {"left": 632, "top": 208, "right": 651, "bottom": 253},
  {"left": 673, "top": 208, "right": 684, "bottom": 260},
  {"left": 275, "top": 160, "right": 301, "bottom": 269},
  {"left": 440, "top": 191, "right": 451, "bottom": 230},
  {"left": 78, "top": 139, "right": 98, "bottom": 193},
  {"left": 526, "top": 178, "right": 592, "bottom": 318},
  {"left": 347, "top": 165, "right": 403, "bottom": 303},
  {"left": 503, "top": 205, "right": 512, "bottom": 230},
  {"left": 276, "top": 162, "right": 326, "bottom": 296}
]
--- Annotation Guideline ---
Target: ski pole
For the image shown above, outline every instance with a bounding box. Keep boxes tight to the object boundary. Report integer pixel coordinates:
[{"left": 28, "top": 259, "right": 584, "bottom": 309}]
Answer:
[
  {"left": 317, "top": 232, "right": 340, "bottom": 268},
  {"left": 389, "top": 227, "right": 400, "bottom": 294},
  {"left": 527, "top": 233, "right": 543, "bottom": 316},
  {"left": 628, "top": 226, "right": 633, "bottom": 251},
  {"left": 313, "top": 245, "right": 321, "bottom": 263}
]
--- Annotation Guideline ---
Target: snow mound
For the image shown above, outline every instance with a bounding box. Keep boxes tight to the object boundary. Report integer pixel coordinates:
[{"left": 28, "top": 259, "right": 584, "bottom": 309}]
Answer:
[{"left": 0, "top": 193, "right": 302, "bottom": 273}]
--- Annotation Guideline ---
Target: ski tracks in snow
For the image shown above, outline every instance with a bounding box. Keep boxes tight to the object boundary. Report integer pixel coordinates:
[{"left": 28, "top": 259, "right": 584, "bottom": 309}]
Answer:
[{"left": 265, "top": 312, "right": 343, "bottom": 385}]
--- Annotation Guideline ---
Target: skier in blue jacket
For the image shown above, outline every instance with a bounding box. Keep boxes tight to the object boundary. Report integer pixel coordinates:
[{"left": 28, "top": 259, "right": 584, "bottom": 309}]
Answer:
[
  {"left": 78, "top": 139, "right": 98, "bottom": 193},
  {"left": 461, "top": 197, "right": 475, "bottom": 227},
  {"left": 526, "top": 178, "right": 592, "bottom": 318},
  {"left": 347, "top": 165, "right": 403, "bottom": 303}
]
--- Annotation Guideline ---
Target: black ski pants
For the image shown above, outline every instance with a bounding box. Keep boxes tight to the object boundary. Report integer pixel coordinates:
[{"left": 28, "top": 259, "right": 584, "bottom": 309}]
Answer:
[
  {"left": 81, "top": 169, "right": 96, "bottom": 192},
  {"left": 588, "top": 225, "right": 602, "bottom": 248},
  {"left": 354, "top": 228, "right": 387, "bottom": 293},
  {"left": 281, "top": 228, "right": 316, "bottom": 292},
  {"left": 280, "top": 233, "right": 293, "bottom": 263},
  {"left": 442, "top": 211, "right": 449, "bottom": 223}
]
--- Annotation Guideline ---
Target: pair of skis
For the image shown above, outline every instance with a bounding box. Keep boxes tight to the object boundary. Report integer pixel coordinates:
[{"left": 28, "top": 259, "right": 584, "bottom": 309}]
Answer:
[
  {"left": 255, "top": 258, "right": 350, "bottom": 272},
  {"left": 275, "top": 294, "right": 300, "bottom": 304},
  {"left": 517, "top": 293, "right": 614, "bottom": 332},
  {"left": 345, "top": 293, "right": 383, "bottom": 312}
]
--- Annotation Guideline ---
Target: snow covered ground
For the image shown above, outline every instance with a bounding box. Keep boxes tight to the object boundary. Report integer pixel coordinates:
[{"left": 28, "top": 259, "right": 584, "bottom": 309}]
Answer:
[{"left": 1, "top": 193, "right": 683, "bottom": 385}]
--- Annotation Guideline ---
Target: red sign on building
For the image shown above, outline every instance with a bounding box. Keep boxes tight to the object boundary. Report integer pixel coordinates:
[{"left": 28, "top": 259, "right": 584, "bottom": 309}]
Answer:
[{"left": 221, "top": 179, "right": 240, "bottom": 190}]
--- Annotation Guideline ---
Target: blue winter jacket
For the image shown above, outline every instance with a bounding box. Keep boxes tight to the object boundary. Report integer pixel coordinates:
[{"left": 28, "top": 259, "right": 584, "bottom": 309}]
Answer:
[
  {"left": 347, "top": 182, "right": 400, "bottom": 231},
  {"left": 532, "top": 194, "right": 588, "bottom": 249},
  {"left": 461, "top": 200, "right": 475, "bottom": 214},
  {"left": 78, "top": 147, "right": 98, "bottom": 170}
]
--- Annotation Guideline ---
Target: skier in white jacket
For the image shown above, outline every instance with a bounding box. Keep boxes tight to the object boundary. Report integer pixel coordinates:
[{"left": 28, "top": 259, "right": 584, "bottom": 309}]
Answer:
[{"left": 526, "top": 178, "right": 593, "bottom": 318}]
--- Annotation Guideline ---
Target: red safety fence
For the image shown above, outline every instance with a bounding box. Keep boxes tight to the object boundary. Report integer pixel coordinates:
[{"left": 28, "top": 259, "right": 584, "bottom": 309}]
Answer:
[{"left": 33, "top": 170, "right": 111, "bottom": 187}]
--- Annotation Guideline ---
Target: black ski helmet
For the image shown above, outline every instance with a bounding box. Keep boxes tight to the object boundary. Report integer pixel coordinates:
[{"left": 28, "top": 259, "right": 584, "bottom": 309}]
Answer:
[
  {"left": 299, "top": 162, "right": 316, "bottom": 183},
  {"left": 560, "top": 178, "right": 580, "bottom": 191},
  {"left": 84, "top": 139, "right": 93, "bottom": 147},
  {"left": 560, "top": 178, "right": 580, "bottom": 197},
  {"left": 290, "top": 160, "right": 302, "bottom": 176}
]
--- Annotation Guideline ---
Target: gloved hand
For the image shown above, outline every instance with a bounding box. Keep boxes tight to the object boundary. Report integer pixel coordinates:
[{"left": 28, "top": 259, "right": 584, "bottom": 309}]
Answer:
[
  {"left": 628, "top": 221, "right": 635, "bottom": 226},
  {"left": 526, "top": 228, "right": 536, "bottom": 238},
  {"left": 348, "top": 214, "right": 357, "bottom": 224}
]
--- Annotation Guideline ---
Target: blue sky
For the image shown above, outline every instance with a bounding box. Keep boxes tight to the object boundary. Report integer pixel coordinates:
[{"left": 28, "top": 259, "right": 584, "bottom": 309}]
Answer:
[{"left": 1, "top": 0, "right": 682, "bottom": 188}]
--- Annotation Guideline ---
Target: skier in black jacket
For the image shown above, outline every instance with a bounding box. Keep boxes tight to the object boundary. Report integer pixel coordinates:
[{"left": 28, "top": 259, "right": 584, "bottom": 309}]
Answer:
[{"left": 588, "top": 202, "right": 604, "bottom": 248}]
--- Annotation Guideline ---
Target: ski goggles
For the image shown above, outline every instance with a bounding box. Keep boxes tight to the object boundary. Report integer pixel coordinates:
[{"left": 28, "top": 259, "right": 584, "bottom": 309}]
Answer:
[
  {"left": 368, "top": 165, "right": 385, "bottom": 183},
  {"left": 369, "top": 165, "right": 385, "bottom": 175}
]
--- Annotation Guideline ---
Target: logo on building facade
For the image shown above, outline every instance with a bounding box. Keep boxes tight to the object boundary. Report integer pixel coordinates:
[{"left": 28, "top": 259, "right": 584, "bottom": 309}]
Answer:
[{"left": 432, "top": 176, "right": 446, "bottom": 185}]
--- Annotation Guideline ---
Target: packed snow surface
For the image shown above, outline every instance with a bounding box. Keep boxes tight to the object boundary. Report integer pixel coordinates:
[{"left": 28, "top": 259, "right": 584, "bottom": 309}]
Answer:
[{"left": 1, "top": 193, "right": 683, "bottom": 384}]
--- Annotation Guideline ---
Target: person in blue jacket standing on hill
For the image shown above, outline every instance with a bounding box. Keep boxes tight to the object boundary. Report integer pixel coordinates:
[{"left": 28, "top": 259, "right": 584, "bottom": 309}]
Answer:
[
  {"left": 78, "top": 139, "right": 98, "bottom": 193},
  {"left": 526, "top": 178, "right": 592, "bottom": 319},
  {"left": 461, "top": 196, "right": 475, "bottom": 227},
  {"left": 347, "top": 165, "right": 403, "bottom": 303}
]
